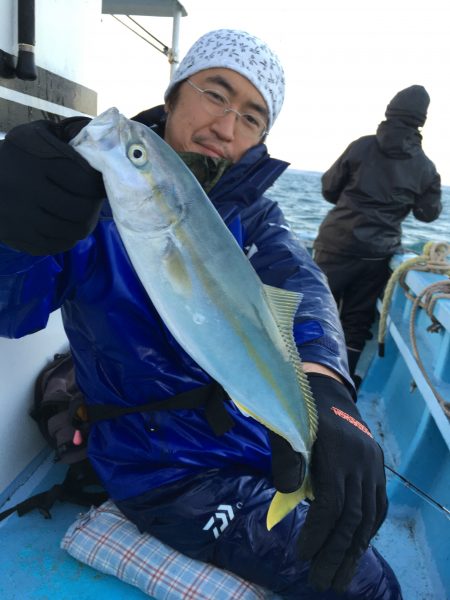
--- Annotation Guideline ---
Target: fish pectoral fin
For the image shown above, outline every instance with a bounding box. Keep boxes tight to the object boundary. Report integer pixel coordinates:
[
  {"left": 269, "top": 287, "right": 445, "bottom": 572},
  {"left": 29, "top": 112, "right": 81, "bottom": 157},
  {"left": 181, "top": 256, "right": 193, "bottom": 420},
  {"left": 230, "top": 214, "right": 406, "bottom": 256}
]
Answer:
[
  {"left": 164, "top": 239, "right": 192, "bottom": 295},
  {"left": 266, "top": 477, "right": 314, "bottom": 531}
]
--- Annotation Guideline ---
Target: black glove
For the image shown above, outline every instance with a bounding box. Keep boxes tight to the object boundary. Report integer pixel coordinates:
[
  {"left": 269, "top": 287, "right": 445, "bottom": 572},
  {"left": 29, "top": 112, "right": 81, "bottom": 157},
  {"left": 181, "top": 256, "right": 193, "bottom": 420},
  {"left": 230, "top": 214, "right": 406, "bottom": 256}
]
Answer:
[
  {"left": 0, "top": 118, "right": 105, "bottom": 255},
  {"left": 297, "top": 373, "right": 387, "bottom": 593},
  {"left": 269, "top": 429, "right": 306, "bottom": 493}
]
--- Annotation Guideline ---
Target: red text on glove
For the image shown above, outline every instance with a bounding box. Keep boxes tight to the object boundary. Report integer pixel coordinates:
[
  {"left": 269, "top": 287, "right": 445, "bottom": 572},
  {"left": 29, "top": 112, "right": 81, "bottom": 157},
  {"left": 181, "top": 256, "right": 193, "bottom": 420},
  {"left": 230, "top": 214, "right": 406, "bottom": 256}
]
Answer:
[{"left": 331, "top": 407, "right": 373, "bottom": 438}]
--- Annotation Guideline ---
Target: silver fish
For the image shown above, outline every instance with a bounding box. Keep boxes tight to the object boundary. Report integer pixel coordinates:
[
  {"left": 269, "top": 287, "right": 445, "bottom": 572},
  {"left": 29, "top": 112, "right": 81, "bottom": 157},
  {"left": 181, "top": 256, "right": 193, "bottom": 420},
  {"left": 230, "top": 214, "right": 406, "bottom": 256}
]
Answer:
[{"left": 70, "top": 107, "right": 318, "bottom": 529}]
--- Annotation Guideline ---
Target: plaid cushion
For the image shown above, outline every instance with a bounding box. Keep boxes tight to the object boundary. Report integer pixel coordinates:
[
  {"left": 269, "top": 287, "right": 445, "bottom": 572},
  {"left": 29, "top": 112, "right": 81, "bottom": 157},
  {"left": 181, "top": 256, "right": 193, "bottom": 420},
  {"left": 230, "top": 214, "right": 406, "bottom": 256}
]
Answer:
[{"left": 61, "top": 500, "right": 280, "bottom": 600}]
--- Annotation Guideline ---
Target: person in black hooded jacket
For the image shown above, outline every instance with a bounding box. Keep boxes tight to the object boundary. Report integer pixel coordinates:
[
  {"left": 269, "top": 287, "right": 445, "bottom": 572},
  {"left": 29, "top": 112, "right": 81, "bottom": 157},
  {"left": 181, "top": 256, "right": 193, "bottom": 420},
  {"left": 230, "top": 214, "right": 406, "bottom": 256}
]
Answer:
[{"left": 313, "top": 84, "right": 442, "bottom": 381}]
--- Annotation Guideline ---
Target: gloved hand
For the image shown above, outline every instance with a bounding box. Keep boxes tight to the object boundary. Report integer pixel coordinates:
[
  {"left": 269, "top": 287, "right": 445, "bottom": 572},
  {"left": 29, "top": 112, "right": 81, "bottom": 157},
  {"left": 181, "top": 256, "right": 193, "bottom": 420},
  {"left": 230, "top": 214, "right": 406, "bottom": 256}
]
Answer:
[
  {"left": 301, "top": 373, "right": 387, "bottom": 592},
  {"left": 269, "top": 429, "right": 305, "bottom": 493},
  {"left": 270, "top": 373, "right": 387, "bottom": 593},
  {"left": 0, "top": 118, "right": 105, "bottom": 255}
]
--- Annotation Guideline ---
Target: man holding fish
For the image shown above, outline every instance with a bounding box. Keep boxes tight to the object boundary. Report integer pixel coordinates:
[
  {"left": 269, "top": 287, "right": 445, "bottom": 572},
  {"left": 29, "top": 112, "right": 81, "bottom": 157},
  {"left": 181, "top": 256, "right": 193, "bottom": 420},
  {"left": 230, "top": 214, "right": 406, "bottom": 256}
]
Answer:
[{"left": 0, "top": 29, "right": 401, "bottom": 599}]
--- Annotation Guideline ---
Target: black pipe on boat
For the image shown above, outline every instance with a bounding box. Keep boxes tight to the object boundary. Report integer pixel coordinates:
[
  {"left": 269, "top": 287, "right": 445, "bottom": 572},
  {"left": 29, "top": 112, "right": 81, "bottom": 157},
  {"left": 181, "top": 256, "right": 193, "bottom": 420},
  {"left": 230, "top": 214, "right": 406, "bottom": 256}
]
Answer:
[{"left": 16, "top": 0, "right": 37, "bottom": 80}]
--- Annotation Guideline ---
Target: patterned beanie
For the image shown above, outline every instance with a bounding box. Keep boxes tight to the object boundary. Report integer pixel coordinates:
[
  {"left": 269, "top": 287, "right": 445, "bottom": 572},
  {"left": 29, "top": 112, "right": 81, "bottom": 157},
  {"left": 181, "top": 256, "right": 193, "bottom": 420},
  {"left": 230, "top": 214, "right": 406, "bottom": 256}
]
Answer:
[{"left": 164, "top": 29, "right": 285, "bottom": 131}]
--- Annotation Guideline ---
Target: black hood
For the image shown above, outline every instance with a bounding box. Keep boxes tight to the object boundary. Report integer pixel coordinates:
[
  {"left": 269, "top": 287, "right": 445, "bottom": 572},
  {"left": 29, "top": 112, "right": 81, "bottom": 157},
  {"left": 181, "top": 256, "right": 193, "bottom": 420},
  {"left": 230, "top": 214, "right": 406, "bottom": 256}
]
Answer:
[
  {"left": 385, "top": 84, "right": 430, "bottom": 127},
  {"left": 376, "top": 119, "right": 423, "bottom": 158}
]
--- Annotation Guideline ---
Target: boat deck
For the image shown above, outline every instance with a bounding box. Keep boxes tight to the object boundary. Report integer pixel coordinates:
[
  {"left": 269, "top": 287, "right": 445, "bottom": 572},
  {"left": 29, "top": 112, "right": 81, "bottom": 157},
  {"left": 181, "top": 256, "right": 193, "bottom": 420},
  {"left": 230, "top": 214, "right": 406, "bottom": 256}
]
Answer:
[
  {"left": 0, "top": 453, "right": 149, "bottom": 599},
  {"left": 358, "top": 364, "right": 448, "bottom": 600},
  {"left": 0, "top": 441, "right": 442, "bottom": 599}
]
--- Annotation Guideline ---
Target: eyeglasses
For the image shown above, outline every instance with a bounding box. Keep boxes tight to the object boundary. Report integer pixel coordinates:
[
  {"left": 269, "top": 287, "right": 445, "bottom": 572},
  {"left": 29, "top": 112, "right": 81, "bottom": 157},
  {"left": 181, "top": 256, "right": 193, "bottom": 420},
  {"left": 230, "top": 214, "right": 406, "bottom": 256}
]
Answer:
[{"left": 187, "top": 79, "right": 268, "bottom": 140}]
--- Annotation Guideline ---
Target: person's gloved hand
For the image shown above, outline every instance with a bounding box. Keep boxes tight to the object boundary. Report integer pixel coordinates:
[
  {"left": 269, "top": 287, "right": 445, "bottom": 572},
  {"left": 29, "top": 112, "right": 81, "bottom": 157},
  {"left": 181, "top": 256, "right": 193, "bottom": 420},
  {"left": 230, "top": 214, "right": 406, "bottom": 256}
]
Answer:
[
  {"left": 270, "top": 373, "right": 387, "bottom": 593},
  {"left": 299, "top": 373, "right": 387, "bottom": 593},
  {"left": 269, "top": 428, "right": 306, "bottom": 493},
  {"left": 0, "top": 118, "right": 105, "bottom": 255}
]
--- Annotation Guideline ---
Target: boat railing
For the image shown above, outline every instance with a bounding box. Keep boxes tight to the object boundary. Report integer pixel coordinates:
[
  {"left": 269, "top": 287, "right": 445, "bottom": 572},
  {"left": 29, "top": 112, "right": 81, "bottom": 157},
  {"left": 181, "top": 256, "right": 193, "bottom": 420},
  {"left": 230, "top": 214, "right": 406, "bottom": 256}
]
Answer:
[{"left": 376, "top": 251, "right": 450, "bottom": 445}]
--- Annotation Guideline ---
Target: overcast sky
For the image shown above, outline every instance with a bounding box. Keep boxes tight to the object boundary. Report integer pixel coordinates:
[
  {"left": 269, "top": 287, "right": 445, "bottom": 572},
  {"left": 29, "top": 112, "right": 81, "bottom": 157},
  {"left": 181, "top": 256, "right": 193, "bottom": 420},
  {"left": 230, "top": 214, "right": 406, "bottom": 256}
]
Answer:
[{"left": 97, "top": 0, "right": 450, "bottom": 184}]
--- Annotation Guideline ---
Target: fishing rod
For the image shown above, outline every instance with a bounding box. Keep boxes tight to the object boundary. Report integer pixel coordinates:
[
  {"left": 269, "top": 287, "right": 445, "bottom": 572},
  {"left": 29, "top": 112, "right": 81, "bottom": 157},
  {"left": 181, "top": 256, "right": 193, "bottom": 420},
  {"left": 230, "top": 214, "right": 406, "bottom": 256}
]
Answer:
[{"left": 385, "top": 464, "right": 450, "bottom": 520}]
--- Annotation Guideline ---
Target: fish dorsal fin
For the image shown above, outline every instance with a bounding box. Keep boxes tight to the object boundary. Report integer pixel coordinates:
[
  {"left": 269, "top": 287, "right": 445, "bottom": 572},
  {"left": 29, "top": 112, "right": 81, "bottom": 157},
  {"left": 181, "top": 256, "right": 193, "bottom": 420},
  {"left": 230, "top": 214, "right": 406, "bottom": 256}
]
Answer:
[{"left": 262, "top": 284, "right": 318, "bottom": 444}]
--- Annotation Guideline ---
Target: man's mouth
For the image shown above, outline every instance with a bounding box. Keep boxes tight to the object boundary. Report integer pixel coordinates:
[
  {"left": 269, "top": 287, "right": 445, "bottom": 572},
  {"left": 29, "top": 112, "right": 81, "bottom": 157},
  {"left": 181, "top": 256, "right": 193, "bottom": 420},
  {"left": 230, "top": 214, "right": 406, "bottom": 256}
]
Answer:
[{"left": 193, "top": 139, "right": 228, "bottom": 160}]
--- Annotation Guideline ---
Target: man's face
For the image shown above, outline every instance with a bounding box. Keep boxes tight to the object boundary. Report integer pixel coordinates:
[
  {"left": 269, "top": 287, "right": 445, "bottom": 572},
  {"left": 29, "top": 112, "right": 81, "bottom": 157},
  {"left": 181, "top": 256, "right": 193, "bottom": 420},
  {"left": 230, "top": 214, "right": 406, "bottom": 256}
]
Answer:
[{"left": 164, "top": 68, "right": 269, "bottom": 163}]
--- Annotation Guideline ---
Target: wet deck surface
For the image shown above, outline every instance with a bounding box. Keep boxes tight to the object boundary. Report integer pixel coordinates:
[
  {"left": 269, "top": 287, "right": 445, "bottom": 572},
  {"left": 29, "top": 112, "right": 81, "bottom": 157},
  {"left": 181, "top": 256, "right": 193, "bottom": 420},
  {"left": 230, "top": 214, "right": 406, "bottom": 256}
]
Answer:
[{"left": 357, "top": 333, "right": 448, "bottom": 600}]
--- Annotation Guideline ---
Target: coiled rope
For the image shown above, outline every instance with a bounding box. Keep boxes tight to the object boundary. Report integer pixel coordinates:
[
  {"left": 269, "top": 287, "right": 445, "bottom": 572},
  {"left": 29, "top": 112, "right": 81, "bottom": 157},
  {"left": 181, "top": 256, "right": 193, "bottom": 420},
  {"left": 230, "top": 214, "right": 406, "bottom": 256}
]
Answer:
[{"left": 377, "top": 241, "right": 450, "bottom": 417}]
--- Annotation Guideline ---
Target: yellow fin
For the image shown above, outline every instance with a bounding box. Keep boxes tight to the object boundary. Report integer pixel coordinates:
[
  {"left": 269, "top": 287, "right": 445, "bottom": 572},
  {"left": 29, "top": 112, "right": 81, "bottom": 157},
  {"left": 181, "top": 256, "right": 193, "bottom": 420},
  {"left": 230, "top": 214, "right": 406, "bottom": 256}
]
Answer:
[
  {"left": 262, "top": 284, "right": 319, "bottom": 444},
  {"left": 266, "top": 475, "right": 314, "bottom": 530}
]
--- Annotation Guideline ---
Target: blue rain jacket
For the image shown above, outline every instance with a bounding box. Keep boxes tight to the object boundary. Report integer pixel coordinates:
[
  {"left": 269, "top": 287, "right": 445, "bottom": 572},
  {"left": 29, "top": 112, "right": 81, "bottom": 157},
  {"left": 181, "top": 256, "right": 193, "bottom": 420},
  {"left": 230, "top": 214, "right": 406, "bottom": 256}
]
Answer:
[{"left": 0, "top": 122, "right": 351, "bottom": 501}]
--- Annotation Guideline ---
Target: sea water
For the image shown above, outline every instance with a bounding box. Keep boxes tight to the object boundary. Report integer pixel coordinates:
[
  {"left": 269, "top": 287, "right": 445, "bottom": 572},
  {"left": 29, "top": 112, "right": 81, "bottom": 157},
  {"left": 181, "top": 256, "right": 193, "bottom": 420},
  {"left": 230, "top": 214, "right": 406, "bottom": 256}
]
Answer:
[{"left": 269, "top": 169, "right": 449, "bottom": 251}]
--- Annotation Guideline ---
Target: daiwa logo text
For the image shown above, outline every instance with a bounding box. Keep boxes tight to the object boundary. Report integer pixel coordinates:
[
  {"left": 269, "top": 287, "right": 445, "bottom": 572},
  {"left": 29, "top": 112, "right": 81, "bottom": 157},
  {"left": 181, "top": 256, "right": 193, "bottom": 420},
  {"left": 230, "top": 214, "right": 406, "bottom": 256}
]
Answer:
[{"left": 203, "top": 504, "right": 235, "bottom": 539}]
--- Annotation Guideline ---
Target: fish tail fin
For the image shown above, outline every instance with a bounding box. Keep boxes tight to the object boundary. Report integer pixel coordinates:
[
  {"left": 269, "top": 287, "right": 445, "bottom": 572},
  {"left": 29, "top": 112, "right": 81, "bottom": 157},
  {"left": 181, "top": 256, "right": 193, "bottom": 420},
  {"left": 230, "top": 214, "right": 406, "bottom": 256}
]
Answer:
[{"left": 266, "top": 474, "right": 314, "bottom": 531}]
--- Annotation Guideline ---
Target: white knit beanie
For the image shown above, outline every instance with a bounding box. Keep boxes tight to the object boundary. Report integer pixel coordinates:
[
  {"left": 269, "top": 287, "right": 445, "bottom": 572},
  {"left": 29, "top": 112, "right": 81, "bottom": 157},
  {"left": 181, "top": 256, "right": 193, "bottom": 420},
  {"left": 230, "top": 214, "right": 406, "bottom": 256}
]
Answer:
[{"left": 164, "top": 29, "right": 285, "bottom": 131}]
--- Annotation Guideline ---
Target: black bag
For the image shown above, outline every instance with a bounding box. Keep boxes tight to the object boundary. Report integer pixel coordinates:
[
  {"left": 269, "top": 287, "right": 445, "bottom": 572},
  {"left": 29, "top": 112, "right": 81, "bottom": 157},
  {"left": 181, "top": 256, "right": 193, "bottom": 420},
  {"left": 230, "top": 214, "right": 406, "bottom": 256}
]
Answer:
[
  {"left": 0, "top": 352, "right": 108, "bottom": 522},
  {"left": 31, "top": 351, "right": 89, "bottom": 464}
]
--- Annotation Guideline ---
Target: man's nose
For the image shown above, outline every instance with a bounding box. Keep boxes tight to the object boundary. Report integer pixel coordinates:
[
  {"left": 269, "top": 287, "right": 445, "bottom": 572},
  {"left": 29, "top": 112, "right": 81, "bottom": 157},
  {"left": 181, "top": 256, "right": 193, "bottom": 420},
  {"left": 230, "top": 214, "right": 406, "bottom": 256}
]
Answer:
[{"left": 210, "top": 110, "right": 238, "bottom": 140}]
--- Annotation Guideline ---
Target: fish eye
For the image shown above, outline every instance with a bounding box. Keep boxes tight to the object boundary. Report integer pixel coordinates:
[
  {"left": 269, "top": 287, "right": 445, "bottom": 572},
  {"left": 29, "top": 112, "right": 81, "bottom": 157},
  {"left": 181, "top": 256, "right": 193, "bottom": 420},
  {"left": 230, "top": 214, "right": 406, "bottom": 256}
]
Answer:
[{"left": 127, "top": 143, "right": 148, "bottom": 166}]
